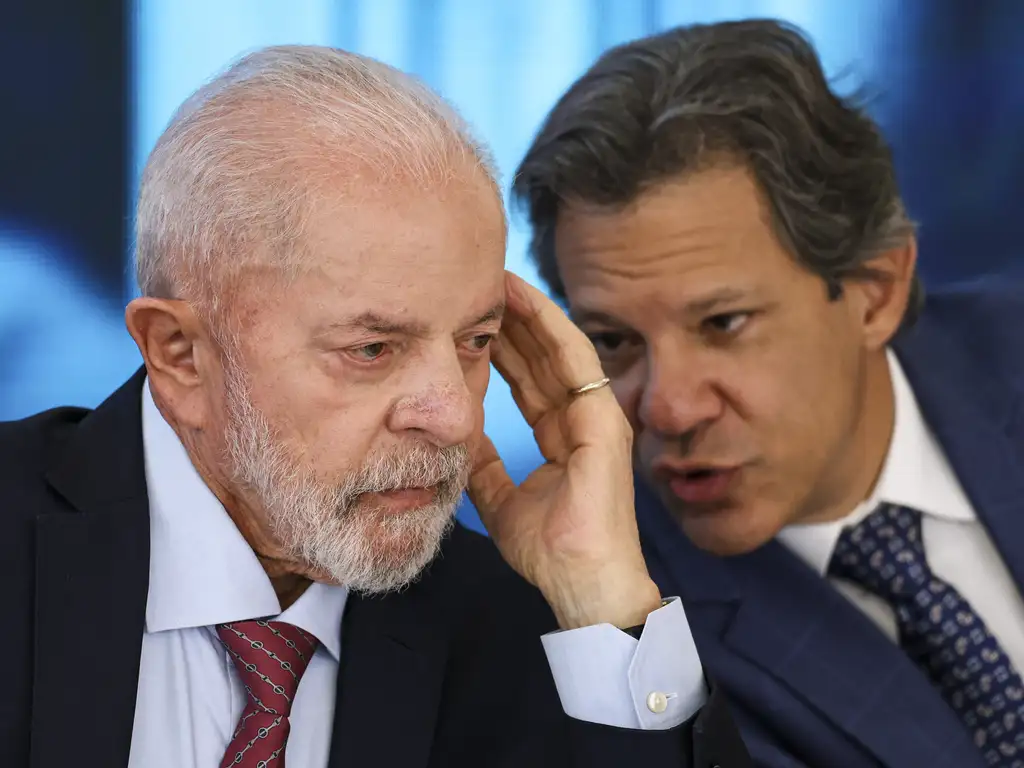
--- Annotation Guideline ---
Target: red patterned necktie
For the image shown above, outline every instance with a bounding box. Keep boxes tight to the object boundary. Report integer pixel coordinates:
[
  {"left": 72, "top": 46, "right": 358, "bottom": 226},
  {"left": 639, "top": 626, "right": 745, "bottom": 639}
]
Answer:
[{"left": 216, "top": 619, "right": 319, "bottom": 768}]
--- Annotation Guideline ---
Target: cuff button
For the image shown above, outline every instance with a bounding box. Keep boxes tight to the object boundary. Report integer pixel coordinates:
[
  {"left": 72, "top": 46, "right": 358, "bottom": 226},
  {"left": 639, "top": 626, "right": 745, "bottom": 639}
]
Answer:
[{"left": 646, "top": 691, "right": 669, "bottom": 714}]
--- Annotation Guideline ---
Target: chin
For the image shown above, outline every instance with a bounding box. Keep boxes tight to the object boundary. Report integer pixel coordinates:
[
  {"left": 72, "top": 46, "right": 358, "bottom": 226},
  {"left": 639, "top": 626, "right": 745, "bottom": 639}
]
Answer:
[
  {"left": 310, "top": 501, "right": 457, "bottom": 595},
  {"left": 370, "top": 522, "right": 454, "bottom": 586}
]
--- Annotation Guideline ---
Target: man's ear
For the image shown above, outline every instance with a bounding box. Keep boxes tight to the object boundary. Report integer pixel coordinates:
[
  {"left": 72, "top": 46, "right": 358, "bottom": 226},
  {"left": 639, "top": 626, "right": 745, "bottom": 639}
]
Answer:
[
  {"left": 845, "top": 236, "right": 917, "bottom": 351},
  {"left": 125, "top": 297, "right": 213, "bottom": 429}
]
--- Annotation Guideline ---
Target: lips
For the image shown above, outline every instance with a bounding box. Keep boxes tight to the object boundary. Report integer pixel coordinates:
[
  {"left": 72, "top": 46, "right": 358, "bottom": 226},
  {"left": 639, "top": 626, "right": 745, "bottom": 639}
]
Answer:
[
  {"left": 652, "top": 463, "right": 741, "bottom": 505},
  {"left": 364, "top": 485, "right": 439, "bottom": 511}
]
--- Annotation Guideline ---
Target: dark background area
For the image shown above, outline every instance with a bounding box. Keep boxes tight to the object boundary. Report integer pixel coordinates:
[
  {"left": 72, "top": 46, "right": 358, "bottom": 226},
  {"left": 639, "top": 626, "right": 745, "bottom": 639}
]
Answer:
[
  {"left": 1, "top": 1, "right": 1021, "bottom": 478},
  {"left": 886, "top": 0, "right": 1024, "bottom": 283},
  {"left": 1, "top": 1, "right": 130, "bottom": 299}
]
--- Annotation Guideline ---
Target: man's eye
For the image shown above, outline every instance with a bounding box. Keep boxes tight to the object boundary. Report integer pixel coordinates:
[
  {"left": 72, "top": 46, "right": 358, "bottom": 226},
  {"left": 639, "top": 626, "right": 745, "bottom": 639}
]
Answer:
[
  {"left": 465, "top": 334, "right": 494, "bottom": 352},
  {"left": 350, "top": 342, "right": 388, "bottom": 361},
  {"left": 704, "top": 312, "right": 751, "bottom": 335},
  {"left": 588, "top": 331, "right": 630, "bottom": 353}
]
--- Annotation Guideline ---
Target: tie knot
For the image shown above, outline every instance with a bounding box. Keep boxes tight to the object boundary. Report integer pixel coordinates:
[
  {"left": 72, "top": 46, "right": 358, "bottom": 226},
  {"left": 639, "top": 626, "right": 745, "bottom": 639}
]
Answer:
[
  {"left": 216, "top": 619, "right": 319, "bottom": 718},
  {"left": 828, "top": 503, "right": 931, "bottom": 601}
]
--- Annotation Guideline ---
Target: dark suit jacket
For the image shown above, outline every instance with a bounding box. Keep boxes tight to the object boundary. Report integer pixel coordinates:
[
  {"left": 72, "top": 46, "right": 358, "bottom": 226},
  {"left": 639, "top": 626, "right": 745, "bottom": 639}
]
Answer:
[
  {"left": 638, "top": 277, "right": 1024, "bottom": 768},
  {"left": 0, "top": 370, "right": 750, "bottom": 768}
]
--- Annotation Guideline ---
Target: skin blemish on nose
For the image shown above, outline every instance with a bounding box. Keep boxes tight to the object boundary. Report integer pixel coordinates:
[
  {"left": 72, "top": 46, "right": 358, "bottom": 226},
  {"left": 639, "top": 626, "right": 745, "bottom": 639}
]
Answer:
[
  {"left": 395, "top": 380, "right": 469, "bottom": 417},
  {"left": 390, "top": 379, "right": 478, "bottom": 448}
]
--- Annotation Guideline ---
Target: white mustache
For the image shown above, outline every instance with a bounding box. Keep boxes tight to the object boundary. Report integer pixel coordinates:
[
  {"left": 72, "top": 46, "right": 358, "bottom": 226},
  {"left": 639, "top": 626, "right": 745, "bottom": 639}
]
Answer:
[{"left": 340, "top": 443, "right": 471, "bottom": 500}]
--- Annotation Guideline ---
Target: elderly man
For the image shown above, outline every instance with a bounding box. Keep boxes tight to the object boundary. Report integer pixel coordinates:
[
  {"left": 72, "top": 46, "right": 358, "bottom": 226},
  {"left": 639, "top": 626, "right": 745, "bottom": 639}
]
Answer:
[
  {"left": 513, "top": 18, "right": 1024, "bottom": 768},
  {"left": 0, "top": 46, "right": 750, "bottom": 768}
]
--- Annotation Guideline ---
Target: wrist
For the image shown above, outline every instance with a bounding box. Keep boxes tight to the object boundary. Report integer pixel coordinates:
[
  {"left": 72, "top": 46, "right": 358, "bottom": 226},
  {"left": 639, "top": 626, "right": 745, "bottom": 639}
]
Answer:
[{"left": 547, "top": 570, "right": 663, "bottom": 631}]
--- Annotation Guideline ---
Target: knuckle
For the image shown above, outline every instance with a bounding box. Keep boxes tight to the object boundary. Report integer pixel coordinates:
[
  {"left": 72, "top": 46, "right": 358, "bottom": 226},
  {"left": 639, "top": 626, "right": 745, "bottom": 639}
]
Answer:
[{"left": 552, "top": 344, "right": 575, "bottom": 372}]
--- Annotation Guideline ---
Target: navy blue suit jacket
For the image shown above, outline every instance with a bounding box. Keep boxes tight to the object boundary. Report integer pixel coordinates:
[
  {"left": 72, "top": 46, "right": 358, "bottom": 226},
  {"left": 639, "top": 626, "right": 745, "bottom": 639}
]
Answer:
[{"left": 638, "top": 277, "right": 1024, "bottom": 768}]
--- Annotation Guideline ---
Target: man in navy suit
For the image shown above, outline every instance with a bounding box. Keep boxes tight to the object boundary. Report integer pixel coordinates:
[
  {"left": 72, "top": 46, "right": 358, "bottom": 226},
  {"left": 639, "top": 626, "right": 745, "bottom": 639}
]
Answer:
[{"left": 513, "top": 18, "right": 1024, "bottom": 768}]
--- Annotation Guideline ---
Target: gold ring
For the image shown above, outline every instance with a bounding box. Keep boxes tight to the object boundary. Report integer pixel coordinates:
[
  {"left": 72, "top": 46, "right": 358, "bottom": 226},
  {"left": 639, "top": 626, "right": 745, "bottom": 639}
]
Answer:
[{"left": 569, "top": 377, "right": 611, "bottom": 397}]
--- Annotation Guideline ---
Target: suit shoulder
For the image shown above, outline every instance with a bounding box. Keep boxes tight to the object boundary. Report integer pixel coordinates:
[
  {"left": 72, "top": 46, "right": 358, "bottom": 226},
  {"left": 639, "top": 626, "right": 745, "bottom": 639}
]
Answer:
[
  {"left": 0, "top": 405, "right": 90, "bottom": 463},
  {"left": 925, "top": 276, "right": 1024, "bottom": 330},
  {"left": 917, "top": 277, "right": 1024, "bottom": 369},
  {"left": 0, "top": 406, "right": 90, "bottom": 517}
]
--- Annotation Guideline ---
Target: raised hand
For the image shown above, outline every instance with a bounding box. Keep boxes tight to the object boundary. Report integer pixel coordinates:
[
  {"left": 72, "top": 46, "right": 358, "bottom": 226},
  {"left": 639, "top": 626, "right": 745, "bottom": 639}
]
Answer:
[{"left": 468, "top": 272, "right": 662, "bottom": 630}]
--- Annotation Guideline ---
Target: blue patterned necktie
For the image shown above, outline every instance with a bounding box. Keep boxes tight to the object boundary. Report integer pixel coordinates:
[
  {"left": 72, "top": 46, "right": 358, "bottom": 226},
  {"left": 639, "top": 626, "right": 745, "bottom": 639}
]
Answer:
[{"left": 828, "top": 503, "right": 1024, "bottom": 767}]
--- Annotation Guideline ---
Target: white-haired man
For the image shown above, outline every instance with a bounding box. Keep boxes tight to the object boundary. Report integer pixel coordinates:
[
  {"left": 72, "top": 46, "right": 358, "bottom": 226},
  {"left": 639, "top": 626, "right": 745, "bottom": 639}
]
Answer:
[{"left": 1, "top": 46, "right": 749, "bottom": 767}]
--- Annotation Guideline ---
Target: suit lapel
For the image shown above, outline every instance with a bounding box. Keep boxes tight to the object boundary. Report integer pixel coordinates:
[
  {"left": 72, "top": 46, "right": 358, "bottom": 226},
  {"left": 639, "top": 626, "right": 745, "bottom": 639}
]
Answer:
[
  {"left": 328, "top": 558, "right": 452, "bottom": 768},
  {"left": 639, "top": 485, "right": 985, "bottom": 768},
  {"left": 720, "top": 545, "right": 984, "bottom": 768},
  {"left": 32, "top": 370, "right": 151, "bottom": 768}
]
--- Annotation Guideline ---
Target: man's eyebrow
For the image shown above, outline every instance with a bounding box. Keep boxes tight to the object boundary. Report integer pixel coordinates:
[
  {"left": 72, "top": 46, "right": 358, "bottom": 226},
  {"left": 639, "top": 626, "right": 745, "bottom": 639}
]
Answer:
[
  {"left": 569, "top": 288, "right": 752, "bottom": 328},
  {"left": 682, "top": 287, "right": 750, "bottom": 316},
  {"left": 318, "top": 312, "right": 431, "bottom": 337},
  {"left": 316, "top": 301, "right": 506, "bottom": 338},
  {"left": 569, "top": 308, "right": 627, "bottom": 328},
  {"left": 471, "top": 301, "right": 506, "bottom": 327}
]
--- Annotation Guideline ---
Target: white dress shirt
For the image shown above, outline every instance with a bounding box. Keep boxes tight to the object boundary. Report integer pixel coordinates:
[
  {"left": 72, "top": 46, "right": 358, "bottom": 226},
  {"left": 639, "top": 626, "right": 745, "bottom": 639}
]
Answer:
[
  {"left": 776, "top": 350, "right": 1024, "bottom": 672},
  {"left": 128, "top": 380, "right": 707, "bottom": 767}
]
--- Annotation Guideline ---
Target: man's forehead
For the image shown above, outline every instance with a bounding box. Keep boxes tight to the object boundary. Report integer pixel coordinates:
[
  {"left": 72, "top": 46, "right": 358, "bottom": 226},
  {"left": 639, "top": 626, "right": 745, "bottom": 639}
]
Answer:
[
  {"left": 307, "top": 194, "right": 505, "bottom": 273},
  {"left": 555, "top": 167, "right": 770, "bottom": 248},
  {"left": 313, "top": 157, "right": 504, "bottom": 220}
]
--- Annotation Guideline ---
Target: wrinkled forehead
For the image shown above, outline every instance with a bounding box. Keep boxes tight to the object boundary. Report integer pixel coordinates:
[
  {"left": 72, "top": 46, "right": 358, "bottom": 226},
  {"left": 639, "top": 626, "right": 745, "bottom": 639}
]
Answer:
[
  {"left": 553, "top": 169, "right": 799, "bottom": 315},
  {"left": 231, "top": 170, "right": 508, "bottom": 340}
]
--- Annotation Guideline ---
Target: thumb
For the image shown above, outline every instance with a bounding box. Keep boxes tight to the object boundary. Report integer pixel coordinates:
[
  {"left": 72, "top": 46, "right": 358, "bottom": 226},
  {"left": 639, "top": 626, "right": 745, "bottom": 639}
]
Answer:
[{"left": 467, "top": 434, "right": 515, "bottom": 534}]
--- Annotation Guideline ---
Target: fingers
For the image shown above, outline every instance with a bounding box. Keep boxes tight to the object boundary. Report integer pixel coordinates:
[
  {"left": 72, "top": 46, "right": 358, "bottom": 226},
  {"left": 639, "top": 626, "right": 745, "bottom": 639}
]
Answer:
[
  {"left": 564, "top": 392, "right": 632, "bottom": 452},
  {"left": 501, "top": 272, "right": 606, "bottom": 400},
  {"left": 495, "top": 272, "right": 626, "bottom": 450},
  {"left": 467, "top": 434, "right": 515, "bottom": 534},
  {"left": 490, "top": 337, "right": 548, "bottom": 427}
]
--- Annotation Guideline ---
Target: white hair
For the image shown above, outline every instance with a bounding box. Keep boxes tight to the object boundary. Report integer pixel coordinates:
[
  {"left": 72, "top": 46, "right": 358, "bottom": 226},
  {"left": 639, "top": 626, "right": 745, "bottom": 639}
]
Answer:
[{"left": 134, "top": 45, "right": 498, "bottom": 313}]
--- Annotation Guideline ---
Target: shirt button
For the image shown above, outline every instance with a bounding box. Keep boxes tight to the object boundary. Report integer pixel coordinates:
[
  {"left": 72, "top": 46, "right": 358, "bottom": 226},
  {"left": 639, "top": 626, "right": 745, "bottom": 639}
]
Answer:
[{"left": 646, "top": 691, "right": 669, "bottom": 714}]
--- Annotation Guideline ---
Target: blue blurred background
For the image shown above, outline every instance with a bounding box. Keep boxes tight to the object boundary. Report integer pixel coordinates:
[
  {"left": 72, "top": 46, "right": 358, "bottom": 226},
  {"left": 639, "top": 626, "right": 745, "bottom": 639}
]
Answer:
[{"left": 3, "top": 0, "right": 1022, "bottom": 531}]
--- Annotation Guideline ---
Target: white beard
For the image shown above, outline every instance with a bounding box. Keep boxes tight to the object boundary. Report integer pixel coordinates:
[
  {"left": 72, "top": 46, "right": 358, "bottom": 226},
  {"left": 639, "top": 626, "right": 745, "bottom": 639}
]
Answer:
[{"left": 221, "top": 362, "right": 470, "bottom": 595}]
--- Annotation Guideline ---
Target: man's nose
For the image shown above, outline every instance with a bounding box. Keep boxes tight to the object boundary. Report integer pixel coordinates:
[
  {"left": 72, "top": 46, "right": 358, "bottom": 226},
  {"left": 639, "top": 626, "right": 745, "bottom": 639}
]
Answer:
[
  {"left": 388, "top": 353, "right": 476, "bottom": 448},
  {"left": 638, "top": 351, "right": 723, "bottom": 439}
]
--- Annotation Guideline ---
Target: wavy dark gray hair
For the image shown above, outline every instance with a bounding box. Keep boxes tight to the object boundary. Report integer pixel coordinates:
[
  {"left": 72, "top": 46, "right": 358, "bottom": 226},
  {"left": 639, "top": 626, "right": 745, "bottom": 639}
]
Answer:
[{"left": 513, "top": 19, "right": 922, "bottom": 329}]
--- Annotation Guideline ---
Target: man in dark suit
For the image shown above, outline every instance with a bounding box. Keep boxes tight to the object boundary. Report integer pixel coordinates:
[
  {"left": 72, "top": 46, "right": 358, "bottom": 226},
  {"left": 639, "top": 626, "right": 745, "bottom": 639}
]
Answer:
[
  {"left": 0, "top": 46, "right": 750, "bottom": 767},
  {"left": 513, "top": 19, "right": 1024, "bottom": 768}
]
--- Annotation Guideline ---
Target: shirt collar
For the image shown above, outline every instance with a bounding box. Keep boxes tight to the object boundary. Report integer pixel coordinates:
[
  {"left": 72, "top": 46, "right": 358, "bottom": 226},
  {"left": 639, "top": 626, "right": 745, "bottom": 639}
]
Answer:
[
  {"left": 141, "top": 378, "right": 346, "bottom": 659},
  {"left": 776, "top": 349, "right": 976, "bottom": 575}
]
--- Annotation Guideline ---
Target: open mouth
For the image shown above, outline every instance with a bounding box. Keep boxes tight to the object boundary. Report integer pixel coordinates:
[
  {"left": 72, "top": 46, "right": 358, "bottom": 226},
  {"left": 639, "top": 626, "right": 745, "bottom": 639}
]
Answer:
[{"left": 666, "top": 467, "right": 738, "bottom": 505}]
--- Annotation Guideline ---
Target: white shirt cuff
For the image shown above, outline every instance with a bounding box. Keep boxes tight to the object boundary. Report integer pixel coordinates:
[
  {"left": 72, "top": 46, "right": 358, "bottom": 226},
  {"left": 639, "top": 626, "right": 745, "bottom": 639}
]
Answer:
[{"left": 540, "top": 597, "right": 707, "bottom": 730}]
